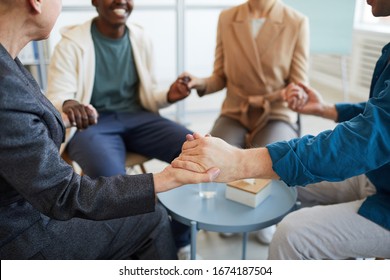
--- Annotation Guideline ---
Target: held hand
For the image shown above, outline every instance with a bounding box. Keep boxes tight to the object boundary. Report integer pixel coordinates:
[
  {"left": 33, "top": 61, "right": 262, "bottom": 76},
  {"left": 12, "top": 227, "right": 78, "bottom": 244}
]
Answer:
[
  {"left": 167, "top": 77, "right": 191, "bottom": 103},
  {"left": 179, "top": 72, "right": 206, "bottom": 94},
  {"left": 283, "top": 83, "right": 308, "bottom": 111},
  {"left": 62, "top": 100, "right": 98, "bottom": 130},
  {"left": 172, "top": 133, "right": 243, "bottom": 182},
  {"left": 283, "top": 83, "right": 326, "bottom": 116},
  {"left": 61, "top": 113, "right": 71, "bottom": 128},
  {"left": 153, "top": 165, "right": 220, "bottom": 193},
  {"left": 294, "top": 83, "right": 327, "bottom": 116}
]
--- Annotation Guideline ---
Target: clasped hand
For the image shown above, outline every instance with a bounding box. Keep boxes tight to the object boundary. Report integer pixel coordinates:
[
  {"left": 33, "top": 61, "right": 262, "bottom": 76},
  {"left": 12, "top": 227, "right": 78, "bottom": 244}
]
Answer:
[
  {"left": 167, "top": 76, "right": 192, "bottom": 103},
  {"left": 62, "top": 100, "right": 98, "bottom": 129},
  {"left": 283, "top": 82, "right": 325, "bottom": 116},
  {"left": 172, "top": 132, "right": 242, "bottom": 182}
]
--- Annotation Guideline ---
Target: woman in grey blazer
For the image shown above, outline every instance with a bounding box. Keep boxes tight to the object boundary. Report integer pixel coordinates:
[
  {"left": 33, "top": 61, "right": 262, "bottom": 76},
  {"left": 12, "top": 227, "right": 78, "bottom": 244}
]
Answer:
[{"left": 0, "top": 0, "right": 217, "bottom": 259}]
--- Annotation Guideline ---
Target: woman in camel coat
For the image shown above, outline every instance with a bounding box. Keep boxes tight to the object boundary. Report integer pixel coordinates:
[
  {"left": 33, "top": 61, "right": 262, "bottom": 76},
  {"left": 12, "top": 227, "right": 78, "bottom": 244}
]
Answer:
[{"left": 184, "top": 0, "right": 309, "bottom": 244}]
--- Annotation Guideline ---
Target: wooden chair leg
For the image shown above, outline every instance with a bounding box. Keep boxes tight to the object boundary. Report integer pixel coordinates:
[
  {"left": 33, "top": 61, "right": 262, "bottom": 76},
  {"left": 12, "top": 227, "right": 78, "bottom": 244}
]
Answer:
[{"left": 139, "top": 163, "right": 147, "bottom": 174}]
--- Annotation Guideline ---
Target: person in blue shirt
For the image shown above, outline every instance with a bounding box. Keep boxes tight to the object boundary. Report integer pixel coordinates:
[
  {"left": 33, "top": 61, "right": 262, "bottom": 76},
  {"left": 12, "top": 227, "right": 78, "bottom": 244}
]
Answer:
[{"left": 172, "top": 0, "right": 390, "bottom": 259}]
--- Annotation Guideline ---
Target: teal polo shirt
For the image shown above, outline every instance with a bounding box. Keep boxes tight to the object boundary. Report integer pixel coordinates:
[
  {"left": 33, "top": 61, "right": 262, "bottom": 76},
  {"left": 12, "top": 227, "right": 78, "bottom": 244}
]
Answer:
[{"left": 90, "top": 22, "right": 142, "bottom": 113}]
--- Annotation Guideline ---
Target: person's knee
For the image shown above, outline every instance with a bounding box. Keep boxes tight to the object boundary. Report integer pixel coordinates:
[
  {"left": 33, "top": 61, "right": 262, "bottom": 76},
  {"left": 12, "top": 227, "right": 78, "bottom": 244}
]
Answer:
[
  {"left": 268, "top": 211, "right": 309, "bottom": 259},
  {"left": 130, "top": 203, "right": 170, "bottom": 238},
  {"left": 154, "top": 203, "right": 170, "bottom": 227},
  {"left": 144, "top": 203, "right": 173, "bottom": 239},
  {"left": 146, "top": 203, "right": 177, "bottom": 259}
]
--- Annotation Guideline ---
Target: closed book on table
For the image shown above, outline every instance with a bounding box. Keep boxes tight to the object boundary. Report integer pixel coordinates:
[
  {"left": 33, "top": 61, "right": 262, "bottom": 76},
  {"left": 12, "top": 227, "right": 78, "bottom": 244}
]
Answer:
[{"left": 225, "top": 178, "right": 272, "bottom": 208}]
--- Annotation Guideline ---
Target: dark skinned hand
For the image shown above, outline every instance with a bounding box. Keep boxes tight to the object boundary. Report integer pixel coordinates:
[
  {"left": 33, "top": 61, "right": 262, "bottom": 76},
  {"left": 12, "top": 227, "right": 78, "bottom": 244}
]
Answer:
[
  {"left": 62, "top": 100, "right": 98, "bottom": 130},
  {"left": 167, "top": 76, "right": 191, "bottom": 103}
]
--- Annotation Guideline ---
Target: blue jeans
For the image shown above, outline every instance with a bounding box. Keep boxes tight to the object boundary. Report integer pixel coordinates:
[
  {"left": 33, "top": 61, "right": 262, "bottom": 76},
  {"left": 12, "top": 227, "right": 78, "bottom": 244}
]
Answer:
[{"left": 67, "top": 111, "right": 192, "bottom": 177}]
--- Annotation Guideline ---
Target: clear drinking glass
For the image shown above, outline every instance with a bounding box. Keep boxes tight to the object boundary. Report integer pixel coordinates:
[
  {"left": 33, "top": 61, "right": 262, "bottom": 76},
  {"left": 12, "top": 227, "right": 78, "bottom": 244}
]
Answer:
[{"left": 198, "top": 182, "right": 217, "bottom": 199}]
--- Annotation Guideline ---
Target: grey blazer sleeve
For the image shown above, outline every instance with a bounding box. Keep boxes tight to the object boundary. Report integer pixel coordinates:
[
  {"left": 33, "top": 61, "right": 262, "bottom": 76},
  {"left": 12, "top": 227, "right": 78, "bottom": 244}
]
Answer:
[{"left": 0, "top": 51, "right": 156, "bottom": 221}]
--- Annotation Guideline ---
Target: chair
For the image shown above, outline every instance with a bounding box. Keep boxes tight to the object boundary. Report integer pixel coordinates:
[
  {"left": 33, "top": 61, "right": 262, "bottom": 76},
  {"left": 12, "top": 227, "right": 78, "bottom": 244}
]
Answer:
[
  {"left": 61, "top": 151, "right": 150, "bottom": 175},
  {"left": 125, "top": 152, "right": 150, "bottom": 174},
  {"left": 296, "top": 114, "right": 302, "bottom": 137}
]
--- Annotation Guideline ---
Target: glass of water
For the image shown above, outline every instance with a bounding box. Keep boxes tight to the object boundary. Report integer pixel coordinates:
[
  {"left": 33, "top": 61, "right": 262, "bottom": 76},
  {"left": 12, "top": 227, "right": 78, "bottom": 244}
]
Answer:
[{"left": 198, "top": 182, "right": 217, "bottom": 199}]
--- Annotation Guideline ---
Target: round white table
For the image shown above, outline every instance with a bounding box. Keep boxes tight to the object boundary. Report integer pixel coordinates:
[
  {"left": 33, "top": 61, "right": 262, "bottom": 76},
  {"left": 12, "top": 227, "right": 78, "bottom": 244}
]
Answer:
[{"left": 158, "top": 180, "right": 297, "bottom": 260}]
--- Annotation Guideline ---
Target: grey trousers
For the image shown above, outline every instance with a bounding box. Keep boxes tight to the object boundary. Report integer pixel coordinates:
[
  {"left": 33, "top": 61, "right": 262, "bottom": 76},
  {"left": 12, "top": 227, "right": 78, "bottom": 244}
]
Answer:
[
  {"left": 268, "top": 175, "right": 390, "bottom": 259},
  {"left": 33, "top": 203, "right": 177, "bottom": 260},
  {"left": 210, "top": 116, "right": 298, "bottom": 148}
]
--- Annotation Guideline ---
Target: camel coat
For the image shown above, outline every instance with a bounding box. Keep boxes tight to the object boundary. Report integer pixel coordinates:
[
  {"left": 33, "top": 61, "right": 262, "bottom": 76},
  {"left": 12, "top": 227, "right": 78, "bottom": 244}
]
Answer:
[{"left": 200, "top": 1, "right": 309, "bottom": 142}]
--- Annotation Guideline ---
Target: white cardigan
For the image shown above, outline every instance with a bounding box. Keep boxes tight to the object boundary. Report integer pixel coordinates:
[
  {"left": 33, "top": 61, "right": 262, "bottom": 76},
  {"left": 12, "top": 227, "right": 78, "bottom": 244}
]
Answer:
[{"left": 46, "top": 19, "right": 169, "bottom": 150}]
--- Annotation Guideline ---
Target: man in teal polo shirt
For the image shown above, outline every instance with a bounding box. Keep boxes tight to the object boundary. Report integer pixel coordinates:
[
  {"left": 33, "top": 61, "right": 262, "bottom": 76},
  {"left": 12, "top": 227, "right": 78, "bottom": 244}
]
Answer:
[{"left": 47, "top": 0, "right": 193, "bottom": 259}]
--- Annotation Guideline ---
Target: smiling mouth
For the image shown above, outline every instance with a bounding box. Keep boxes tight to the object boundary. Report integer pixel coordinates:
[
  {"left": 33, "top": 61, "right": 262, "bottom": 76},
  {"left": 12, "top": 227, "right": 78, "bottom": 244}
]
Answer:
[{"left": 113, "top": 9, "right": 127, "bottom": 16}]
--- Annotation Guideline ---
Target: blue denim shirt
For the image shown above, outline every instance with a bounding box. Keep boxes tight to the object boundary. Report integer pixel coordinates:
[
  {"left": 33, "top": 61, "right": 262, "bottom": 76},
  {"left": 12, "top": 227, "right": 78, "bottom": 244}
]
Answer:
[{"left": 267, "top": 43, "right": 390, "bottom": 230}]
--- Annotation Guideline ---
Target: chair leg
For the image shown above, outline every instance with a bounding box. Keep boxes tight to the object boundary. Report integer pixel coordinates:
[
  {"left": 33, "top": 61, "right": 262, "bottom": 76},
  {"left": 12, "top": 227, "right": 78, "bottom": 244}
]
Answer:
[
  {"left": 139, "top": 163, "right": 147, "bottom": 174},
  {"left": 61, "top": 151, "right": 73, "bottom": 165}
]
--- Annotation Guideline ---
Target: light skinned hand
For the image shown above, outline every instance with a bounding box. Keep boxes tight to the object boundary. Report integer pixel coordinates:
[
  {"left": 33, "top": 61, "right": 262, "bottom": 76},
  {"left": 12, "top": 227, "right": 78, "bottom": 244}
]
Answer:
[
  {"left": 153, "top": 164, "right": 220, "bottom": 193},
  {"left": 179, "top": 72, "right": 207, "bottom": 93},
  {"left": 283, "top": 82, "right": 308, "bottom": 110},
  {"left": 173, "top": 133, "right": 279, "bottom": 182},
  {"left": 283, "top": 82, "right": 338, "bottom": 121},
  {"left": 172, "top": 132, "right": 245, "bottom": 182},
  {"left": 293, "top": 83, "right": 327, "bottom": 116}
]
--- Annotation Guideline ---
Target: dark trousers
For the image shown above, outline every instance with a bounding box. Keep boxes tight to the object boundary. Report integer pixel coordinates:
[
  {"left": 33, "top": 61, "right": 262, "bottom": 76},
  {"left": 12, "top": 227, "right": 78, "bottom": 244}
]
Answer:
[
  {"left": 33, "top": 204, "right": 178, "bottom": 259},
  {"left": 67, "top": 111, "right": 192, "bottom": 250},
  {"left": 67, "top": 111, "right": 191, "bottom": 177}
]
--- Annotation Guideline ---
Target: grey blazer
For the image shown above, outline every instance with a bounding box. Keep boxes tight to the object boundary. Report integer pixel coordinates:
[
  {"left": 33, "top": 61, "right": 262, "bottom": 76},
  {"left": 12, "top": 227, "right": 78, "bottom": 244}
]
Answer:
[{"left": 0, "top": 44, "right": 156, "bottom": 259}]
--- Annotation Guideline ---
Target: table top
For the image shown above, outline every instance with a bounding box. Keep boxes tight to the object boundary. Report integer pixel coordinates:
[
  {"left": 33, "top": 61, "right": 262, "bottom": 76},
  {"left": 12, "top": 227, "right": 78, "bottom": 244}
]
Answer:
[{"left": 158, "top": 180, "right": 297, "bottom": 232}]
